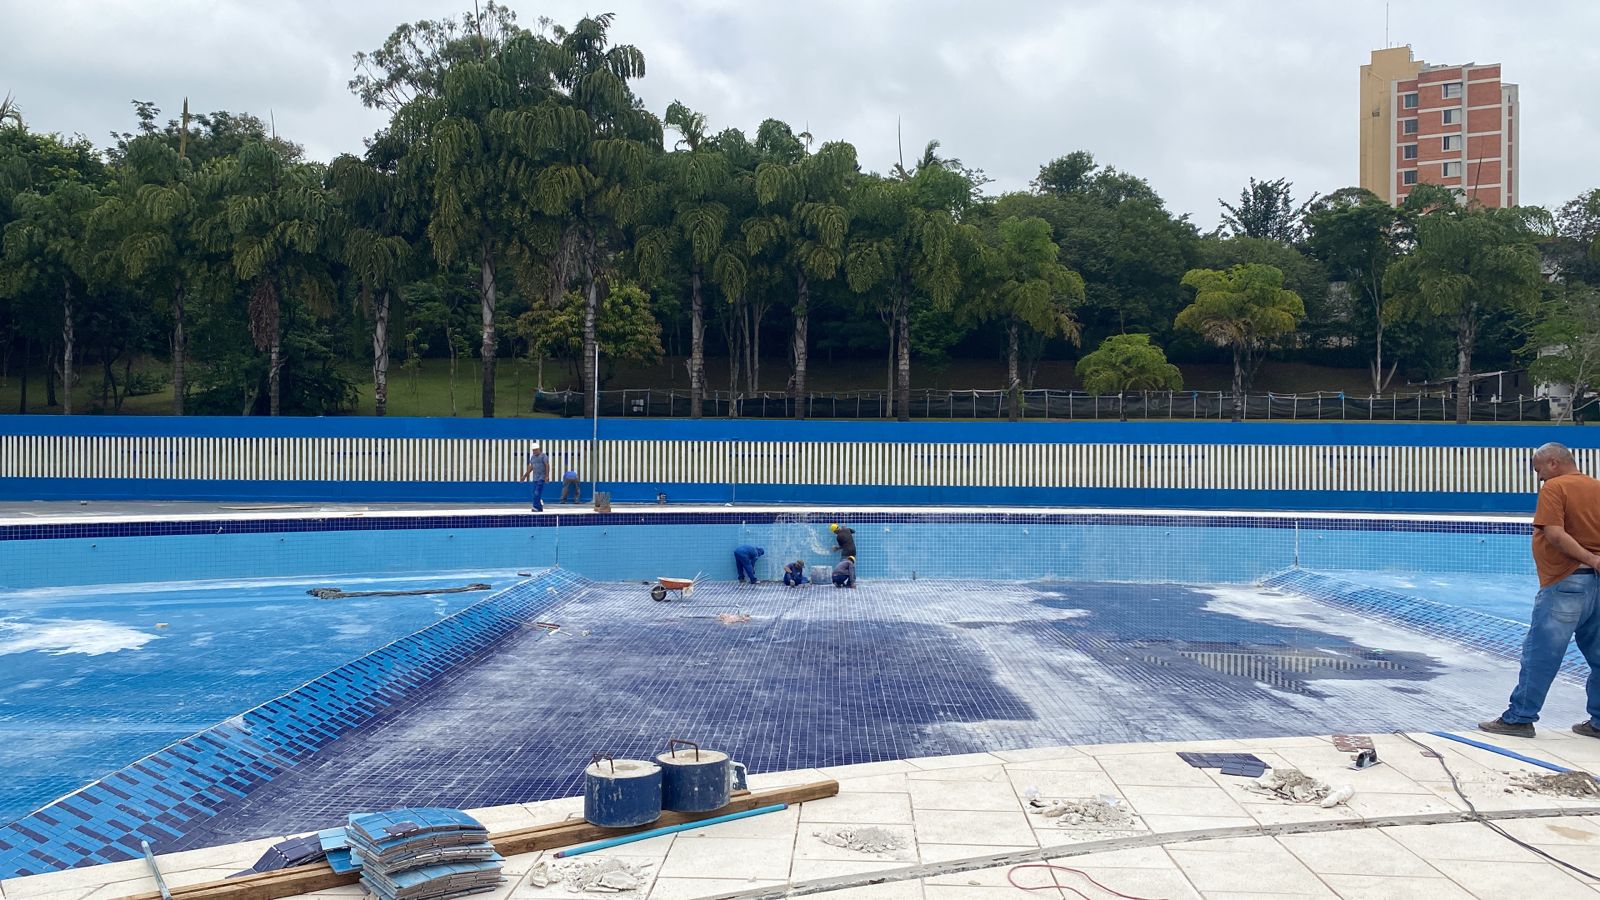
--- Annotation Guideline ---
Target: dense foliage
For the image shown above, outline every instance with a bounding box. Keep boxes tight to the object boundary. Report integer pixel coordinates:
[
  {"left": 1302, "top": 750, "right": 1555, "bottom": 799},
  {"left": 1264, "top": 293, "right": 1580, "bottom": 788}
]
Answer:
[{"left": 0, "top": 7, "right": 1592, "bottom": 421}]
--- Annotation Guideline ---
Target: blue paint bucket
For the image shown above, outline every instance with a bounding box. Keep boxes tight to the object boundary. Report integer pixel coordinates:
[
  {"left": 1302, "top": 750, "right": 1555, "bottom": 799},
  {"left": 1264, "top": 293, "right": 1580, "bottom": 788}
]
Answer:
[
  {"left": 656, "top": 740, "right": 746, "bottom": 813},
  {"left": 583, "top": 758, "right": 662, "bottom": 828}
]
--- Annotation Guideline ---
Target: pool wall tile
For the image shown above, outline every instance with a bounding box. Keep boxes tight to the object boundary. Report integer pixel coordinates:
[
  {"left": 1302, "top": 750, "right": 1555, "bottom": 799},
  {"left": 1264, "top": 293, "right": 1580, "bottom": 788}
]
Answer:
[{"left": 0, "top": 568, "right": 589, "bottom": 879}]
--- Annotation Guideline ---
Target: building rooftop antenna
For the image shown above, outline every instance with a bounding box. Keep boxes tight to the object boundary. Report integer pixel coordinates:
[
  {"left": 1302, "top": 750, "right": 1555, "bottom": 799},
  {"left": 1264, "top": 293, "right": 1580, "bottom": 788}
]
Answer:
[{"left": 1385, "top": 3, "right": 1389, "bottom": 48}]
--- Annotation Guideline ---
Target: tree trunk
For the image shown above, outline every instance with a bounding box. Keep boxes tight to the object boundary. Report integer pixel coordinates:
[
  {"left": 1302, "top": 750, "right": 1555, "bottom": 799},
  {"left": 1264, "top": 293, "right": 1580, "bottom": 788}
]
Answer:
[
  {"left": 172, "top": 280, "right": 186, "bottom": 415},
  {"left": 1006, "top": 319, "right": 1021, "bottom": 423},
  {"left": 479, "top": 246, "right": 498, "bottom": 418},
  {"left": 45, "top": 354, "right": 56, "bottom": 408},
  {"left": 61, "top": 278, "right": 74, "bottom": 415},
  {"left": 18, "top": 335, "right": 28, "bottom": 413},
  {"left": 445, "top": 321, "right": 458, "bottom": 417},
  {"left": 1230, "top": 344, "right": 1244, "bottom": 423},
  {"left": 689, "top": 266, "right": 704, "bottom": 418},
  {"left": 791, "top": 271, "right": 809, "bottom": 420},
  {"left": 373, "top": 288, "right": 391, "bottom": 416},
  {"left": 885, "top": 316, "right": 895, "bottom": 417},
  {"left": 268, "top": 333, "right": 282, "bottom": 416},
  {"left": 1455, "top": 313, "right": 1476, "bottom": 425},
  {"left": 895, "top": 304, "right": 911, "bottom": 422},
  {"left": 581, "top": 239, "right": 600, "bottom": 418},
  {"left": 726, "top": 296, "right": 743, "bottom": 418}
]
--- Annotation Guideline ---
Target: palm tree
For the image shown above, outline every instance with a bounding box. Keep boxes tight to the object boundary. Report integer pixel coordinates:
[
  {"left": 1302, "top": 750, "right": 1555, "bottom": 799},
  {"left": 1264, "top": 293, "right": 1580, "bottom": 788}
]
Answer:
[
  {"left": 329, "top": 153, "right": 414, "bottom": 416},
  {"left": 1176, "top": 264, "right": 1304, "bottom": 422},
  {"left": 748, "top": 139, "right": 855, "bottom": 418},
  {"left": 971, "top": 216, "right": 1085, "bottom": 420},
  {"left": 0, "top": 92, "right": 23, "bottom": 130}
]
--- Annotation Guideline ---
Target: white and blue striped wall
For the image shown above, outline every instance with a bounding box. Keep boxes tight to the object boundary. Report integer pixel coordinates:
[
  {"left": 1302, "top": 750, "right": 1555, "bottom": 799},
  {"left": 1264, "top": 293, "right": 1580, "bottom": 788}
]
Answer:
[{"left": 3, "top": 417, "right": 1596, "bottom": 513}]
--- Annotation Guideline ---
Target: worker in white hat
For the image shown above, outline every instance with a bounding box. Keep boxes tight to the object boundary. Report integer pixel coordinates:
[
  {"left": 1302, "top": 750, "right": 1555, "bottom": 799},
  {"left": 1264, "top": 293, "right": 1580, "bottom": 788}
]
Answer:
[{"left": 518, "top": 443, "right": 548, "bottom": 512}]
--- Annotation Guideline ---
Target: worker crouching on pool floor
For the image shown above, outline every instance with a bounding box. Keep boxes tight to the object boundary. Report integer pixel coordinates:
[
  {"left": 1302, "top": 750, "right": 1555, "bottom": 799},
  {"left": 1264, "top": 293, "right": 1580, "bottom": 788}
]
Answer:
[
  {"left": 833, "top": 556, "right": 856, "bottom": 589},
  {"left": 734, "top": 545, "right": 765, "bottom": 584},
  {"left": 783, "top": 560, "right": 807, "bottom": 587}
]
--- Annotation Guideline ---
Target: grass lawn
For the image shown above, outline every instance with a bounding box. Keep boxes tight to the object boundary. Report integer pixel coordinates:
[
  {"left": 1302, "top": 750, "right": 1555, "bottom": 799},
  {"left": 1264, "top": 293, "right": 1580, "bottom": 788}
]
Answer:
[{"left": 0, "top": 355, "right": 1404, "bottom": 418}]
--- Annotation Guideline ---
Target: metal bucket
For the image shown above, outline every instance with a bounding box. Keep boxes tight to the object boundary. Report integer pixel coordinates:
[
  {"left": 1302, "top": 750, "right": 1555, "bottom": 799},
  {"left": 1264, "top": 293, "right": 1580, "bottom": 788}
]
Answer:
[
  {"left": 583, "top": 756, "right": 662, "bottom": 827},
  {"left": 656, "top": 739, "right": 746, "bottom": 813}
]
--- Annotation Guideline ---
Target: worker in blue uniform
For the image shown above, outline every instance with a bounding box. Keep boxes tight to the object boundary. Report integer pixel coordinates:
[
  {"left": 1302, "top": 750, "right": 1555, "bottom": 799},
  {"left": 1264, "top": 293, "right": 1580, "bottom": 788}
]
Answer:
[{"left": 733, "top": 545, "right": 765, "bottom": 584}]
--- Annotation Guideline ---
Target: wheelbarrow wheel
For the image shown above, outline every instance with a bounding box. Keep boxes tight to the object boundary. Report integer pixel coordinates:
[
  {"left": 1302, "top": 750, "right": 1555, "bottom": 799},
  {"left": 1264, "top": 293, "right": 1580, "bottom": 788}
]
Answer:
[{"left": 650, "top": 583, "right": 669, "bottom": 602}]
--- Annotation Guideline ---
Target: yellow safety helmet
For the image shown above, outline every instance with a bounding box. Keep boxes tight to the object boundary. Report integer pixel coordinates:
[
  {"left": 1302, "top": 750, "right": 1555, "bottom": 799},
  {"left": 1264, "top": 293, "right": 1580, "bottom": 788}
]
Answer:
[{"left": 829, "top": 523, "right": 840, "bottom": 532}]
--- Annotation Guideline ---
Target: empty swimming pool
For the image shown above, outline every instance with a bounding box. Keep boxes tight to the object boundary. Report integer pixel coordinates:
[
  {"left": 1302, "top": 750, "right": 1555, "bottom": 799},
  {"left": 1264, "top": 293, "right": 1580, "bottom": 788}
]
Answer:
[{"left": 0, "top": 508, "right": 1559, "bottom": 876}]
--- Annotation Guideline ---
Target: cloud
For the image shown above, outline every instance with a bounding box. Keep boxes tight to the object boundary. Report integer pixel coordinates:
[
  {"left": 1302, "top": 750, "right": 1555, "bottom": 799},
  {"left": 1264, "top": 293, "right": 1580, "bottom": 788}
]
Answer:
[{"left": 3, "top": 0, "right": 1594, "bottom": 228}]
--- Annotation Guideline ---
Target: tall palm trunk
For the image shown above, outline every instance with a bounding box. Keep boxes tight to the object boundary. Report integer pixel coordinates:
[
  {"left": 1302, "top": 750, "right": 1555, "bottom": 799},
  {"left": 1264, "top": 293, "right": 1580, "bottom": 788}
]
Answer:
[
  {"left": 1230, "top": 344, "right": 1244, "bottom": 423},
  {"left": 1455, "top": 313, "right": 1476, "bottom": 425},
  {"left": 268, "top": 333, "right": 282, "bottom": 416},
  {"left": 726, "top": 295, "right": 744, "bottom": 418},
  {"left": 171, "top": 281, "right": 186, "bottom": 415},
  {"left": 1006, "top": 319, "right": 1021, "bottom": 422},
  {"left": 60, "top": 278, "right": 74, "bottom": 415},
  {"left": 689, "top": 266, "right": 704, "bottom": 418},
  {"left": 479, "top": 246, "right": 498, "bottom": 418},
  {"left": 895, "top": 304, "right": 912, "bottom": 423},
  {"left": 580, "top": 233, "right": 601, "bottom": 418},
  {"left": 791, "top": 271, "right": 809, "bottom": 419},
  {"left": 373, "top": 288, "right": 391, "bottom": 416}
]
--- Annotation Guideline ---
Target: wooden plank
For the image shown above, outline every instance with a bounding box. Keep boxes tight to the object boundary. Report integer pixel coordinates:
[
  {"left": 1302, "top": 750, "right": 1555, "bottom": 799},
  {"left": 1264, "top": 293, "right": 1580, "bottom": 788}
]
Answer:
[{"left": 122, "top": 779, "right": 839, "bottom": 900}]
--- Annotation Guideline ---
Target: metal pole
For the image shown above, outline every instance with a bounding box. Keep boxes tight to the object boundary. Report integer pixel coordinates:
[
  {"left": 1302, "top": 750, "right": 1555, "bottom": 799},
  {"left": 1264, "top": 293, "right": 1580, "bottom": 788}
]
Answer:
[{"left": 590, "top": 343, "right": 599, "bottom": 502}]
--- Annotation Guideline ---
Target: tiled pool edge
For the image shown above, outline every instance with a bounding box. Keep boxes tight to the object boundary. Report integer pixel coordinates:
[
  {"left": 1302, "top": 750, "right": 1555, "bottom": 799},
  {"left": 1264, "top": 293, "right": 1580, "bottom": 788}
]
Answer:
[
  {"left": 1263, "top": 568, "right": 1578, "bottom": 679},
  {"left": 0, "top": 568, "right": 592, "bottom": 879}
]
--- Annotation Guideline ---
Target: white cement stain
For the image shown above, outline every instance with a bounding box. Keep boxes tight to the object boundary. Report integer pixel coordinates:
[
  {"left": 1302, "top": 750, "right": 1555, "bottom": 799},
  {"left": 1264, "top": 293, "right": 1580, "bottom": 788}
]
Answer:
[{"left": 0, "top": 618, "right": 158, "bottom": 656}]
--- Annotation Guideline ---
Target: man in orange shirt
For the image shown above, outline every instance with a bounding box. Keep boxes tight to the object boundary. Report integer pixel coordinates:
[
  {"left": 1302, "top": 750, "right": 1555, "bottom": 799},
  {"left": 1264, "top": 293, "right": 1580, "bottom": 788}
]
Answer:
[{"left": 1481, "top": 443, "right": 1600, "bottom": 738}]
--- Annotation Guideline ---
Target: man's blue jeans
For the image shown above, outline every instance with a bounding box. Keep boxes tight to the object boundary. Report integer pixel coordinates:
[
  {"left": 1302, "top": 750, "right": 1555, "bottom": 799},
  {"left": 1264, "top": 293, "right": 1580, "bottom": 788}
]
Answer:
[
  {"left": 1503, "top": 570, "right": 1600, "bottom": 724},
  {"left": 529, "top": 479, "right": 545, "bottom": 512}
]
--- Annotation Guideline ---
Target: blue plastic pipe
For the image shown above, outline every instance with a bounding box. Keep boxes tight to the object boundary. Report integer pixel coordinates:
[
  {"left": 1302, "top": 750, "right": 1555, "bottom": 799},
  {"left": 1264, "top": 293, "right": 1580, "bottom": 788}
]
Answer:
[
  {"left": 1428, "top": 731, "right": 1574, "bottom": 773},
  {"left": 554, "top": 803, "right": 788, "bottom": 858}
]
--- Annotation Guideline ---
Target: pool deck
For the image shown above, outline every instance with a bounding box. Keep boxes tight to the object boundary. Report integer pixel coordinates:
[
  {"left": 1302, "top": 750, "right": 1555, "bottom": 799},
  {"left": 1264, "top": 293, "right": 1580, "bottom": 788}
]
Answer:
[{"left": 5, "top": 730, "right": 1600, "bottom": 899}]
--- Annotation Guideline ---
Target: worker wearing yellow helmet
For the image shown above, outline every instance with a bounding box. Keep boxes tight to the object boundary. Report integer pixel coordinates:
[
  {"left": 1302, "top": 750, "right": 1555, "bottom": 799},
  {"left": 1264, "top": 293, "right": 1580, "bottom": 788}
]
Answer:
[{"left": 829, "top": 523, "right": 857, "bottom": 563}]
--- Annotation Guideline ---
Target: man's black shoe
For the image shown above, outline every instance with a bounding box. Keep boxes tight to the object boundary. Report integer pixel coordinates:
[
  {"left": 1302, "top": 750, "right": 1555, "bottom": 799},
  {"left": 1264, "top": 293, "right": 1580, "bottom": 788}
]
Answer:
[
  {"left": 1478, "top": 718, "right": 1535, "bottom": 738},
  {"left": 1573, "top": 722, "right": 1600, "bottom": 739}
]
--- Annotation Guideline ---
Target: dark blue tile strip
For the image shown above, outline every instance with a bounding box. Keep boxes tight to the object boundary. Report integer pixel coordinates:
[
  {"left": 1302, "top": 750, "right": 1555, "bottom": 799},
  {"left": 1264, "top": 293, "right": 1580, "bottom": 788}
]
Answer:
[{"left": 0, "top": 569, "right": 590, "bottom": 879}]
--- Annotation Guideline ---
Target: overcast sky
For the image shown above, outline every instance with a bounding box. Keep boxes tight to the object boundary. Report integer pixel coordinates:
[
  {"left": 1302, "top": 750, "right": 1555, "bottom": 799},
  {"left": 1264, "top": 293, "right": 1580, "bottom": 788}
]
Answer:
[{"left": 5, "top": 0, "right": 1596, "bottom": 228}]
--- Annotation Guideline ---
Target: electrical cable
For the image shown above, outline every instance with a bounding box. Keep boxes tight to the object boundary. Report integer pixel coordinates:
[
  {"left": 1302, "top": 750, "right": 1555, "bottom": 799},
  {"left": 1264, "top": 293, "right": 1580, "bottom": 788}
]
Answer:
[
  {"left": 1393, "top": 731, "right": 1600, "bottom": 881},
  {"left": 1006, "top": 862, "right": 1165, "bottom": 900}
]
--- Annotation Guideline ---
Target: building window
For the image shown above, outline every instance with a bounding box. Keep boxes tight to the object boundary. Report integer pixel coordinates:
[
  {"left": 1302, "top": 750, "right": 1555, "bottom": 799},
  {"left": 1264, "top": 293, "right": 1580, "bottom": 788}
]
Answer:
[
  {"left": 1403, "top": 145, "right": 1419, "bottom": 160},
  {"left": 1402, "top": 92, "right": 1419, "bottom": 109},
  {"left": 1443, "top": 82, "right": 1463, "bottom": 99},
  {"left": 1442, "top": 135, "right": 1462, "bottom": 152},
  {"left": 1402, "top": 119, "right": 1419, "bottom": 135},
  {"left": 1403, "top": 171, "right": 1418, "bottom": 185},
  {"left": 1442, "top": 162, "right": 1463, "bottom": 178},
  {"left": 1443, "top": 108, "right": 1461, "bottom": 125}
]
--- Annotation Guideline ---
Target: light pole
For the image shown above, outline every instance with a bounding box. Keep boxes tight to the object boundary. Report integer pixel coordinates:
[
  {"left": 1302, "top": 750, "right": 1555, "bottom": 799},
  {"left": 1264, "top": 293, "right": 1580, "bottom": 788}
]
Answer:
[{"left": 590, "top": 342, "right": 599, "bottom": 504}]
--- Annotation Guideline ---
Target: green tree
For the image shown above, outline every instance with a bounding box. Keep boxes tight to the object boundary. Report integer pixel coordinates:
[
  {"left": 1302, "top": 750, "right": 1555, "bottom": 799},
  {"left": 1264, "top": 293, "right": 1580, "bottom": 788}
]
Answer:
[
  {"left": 1524, "top": 285, "right": 1600, "bottom": 424},
  {"left": 1218, "top": 177, "right": 1317, "bottom": 243},
  {"left": 1305, "top": 187, "right": 1402, "bottom": 392},
  {"left": 329, "top": 152, "right": 417, "bottom": 416},
  {"left": 1176, "top": 263, "right": 1305, "bottom": 422},
  {"left": 514, "top": 280, "right": 662, "bottom": 386},
  {"left": 194, "top": 142, "right": 334, "bottom": 416},
  {"left": 748, "top": 138, "right": 855, "bottom": 418},
  {"left": 846, "top": 164, "right": 966, "bottom": 420},
  {"left": 534, "top": 14, "right": 661, "bottom": 417},
  {"left": 0, "top": 93, "right": 22, "bottom": 131},
  {"left": 1384, "top": 202, "right": 1544, "bottom": 424},
  {"left": 635, "top": 102, "right": 748, "bottom": 418},
  {"left": 1, "top": 175, "right": 106, "bottom": 414},
  {"left": 90, "top": 134, "right": 198, "bottom": 412},
  {"left": 970, "top": 216, "right": 1085, "bottom": 420},
  {"left": 1075, "top": 333, "right": 1182, "bottom": 421}
]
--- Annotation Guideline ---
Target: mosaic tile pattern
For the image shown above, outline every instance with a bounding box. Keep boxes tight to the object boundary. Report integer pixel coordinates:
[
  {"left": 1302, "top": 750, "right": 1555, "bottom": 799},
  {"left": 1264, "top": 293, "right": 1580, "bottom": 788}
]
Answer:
[
  {"left": 0, "top": 569, "right": 587, "bottom": 878},
  {"left": 1263, "top": 568, "right": 1582, "bottom": 680},
  {"left": 162, "top": 578, "right": 1554, "bottom": 851}
]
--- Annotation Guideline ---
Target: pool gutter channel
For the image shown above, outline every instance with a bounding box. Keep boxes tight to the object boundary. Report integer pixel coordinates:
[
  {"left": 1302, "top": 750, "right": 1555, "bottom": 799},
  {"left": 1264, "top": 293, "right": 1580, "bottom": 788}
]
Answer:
[{"left": 701, "top": 804, "right": 1600, "bottom": 900}]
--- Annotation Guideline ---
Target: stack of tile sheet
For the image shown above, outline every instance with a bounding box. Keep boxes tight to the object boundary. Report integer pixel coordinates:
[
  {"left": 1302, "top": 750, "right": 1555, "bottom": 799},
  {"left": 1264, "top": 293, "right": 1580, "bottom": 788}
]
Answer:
[
  {"left": 347, "top": 808, "right": 503, "bottom": 900},
  {"left": 1176, "top": 751, "right": 1269, "bottom": 778}
]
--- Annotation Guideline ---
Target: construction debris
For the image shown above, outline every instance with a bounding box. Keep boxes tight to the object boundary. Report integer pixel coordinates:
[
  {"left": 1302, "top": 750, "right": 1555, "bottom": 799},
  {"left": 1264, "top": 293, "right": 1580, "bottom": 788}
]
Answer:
[
  {"left": 1025, "top": 796, "right": 1140, "bottom": 830},
  {"left": 1247, "top": 768, "right": 1352, "bottom": 807},
  {"left": 814, "top": 826, "right": 906, "bottom": 854},
  {"left": 715, "top": 613, "right": 752, "bottom": 625},
  {"left": 308, "top": 583, "right": 491, "bottom": 600},
  {"left": 525, "top": 857, "right": 653, "bottom": 893},
  {"left": 1512, "top": 771, "right": 1600, "bottom": 798}
]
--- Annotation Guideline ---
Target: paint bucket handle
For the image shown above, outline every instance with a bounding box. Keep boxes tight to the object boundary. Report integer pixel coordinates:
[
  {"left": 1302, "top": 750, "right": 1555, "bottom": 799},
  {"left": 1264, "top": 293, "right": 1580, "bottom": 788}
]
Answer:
[
  {"left": 666, "top": 738, "right": 700, "bottom": 761},
  {"left": 590, "top": 752, "right": 615, "bottom": 774}
]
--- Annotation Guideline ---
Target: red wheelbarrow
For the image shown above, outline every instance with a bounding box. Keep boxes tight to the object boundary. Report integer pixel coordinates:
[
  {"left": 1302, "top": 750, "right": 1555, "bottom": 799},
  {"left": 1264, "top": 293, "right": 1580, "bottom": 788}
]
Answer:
[{"left": 650, "top": 573, "right": 702, "bottom": 602}]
